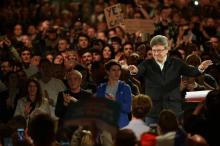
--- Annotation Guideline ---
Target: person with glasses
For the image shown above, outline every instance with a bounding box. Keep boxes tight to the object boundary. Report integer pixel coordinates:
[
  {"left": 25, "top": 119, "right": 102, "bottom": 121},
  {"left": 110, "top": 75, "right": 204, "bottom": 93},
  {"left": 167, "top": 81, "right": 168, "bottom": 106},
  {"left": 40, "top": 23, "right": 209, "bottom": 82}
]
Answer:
[{"left": 128, "top": 35, "right": 213, "bottom": 125}]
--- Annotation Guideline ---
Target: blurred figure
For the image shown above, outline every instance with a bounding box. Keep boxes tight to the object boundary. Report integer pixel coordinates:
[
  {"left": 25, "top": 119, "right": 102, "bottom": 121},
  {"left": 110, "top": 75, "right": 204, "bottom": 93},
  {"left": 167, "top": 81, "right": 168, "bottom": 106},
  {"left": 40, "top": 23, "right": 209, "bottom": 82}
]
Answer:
[
  {"left": 115, "top": 129, "right": 137, "bottom": 146},
  {"left": 122, "top": 94, "right": 152, "bottom": 140},
  {"left": 184, "top": 90, "right": 220, "bottom": 146},
  {"left": 28, "top": 113, "right": 56, "bottom": 146}
]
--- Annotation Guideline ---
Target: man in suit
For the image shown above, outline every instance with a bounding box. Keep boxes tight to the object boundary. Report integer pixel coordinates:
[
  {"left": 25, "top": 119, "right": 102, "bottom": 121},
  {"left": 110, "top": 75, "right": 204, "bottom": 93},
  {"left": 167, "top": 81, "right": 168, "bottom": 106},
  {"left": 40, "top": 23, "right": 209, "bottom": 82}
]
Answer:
[{"left": 129, "top": 35, "right": 213, "bottom": 125}]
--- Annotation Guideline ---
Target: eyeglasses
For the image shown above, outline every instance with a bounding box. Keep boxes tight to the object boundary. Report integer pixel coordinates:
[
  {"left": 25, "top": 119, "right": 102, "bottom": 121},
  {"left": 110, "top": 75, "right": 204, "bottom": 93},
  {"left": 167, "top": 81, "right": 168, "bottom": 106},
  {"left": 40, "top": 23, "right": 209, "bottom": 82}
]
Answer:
[{"left": 151, "top": 49, "right": 166, "bottom": 53}]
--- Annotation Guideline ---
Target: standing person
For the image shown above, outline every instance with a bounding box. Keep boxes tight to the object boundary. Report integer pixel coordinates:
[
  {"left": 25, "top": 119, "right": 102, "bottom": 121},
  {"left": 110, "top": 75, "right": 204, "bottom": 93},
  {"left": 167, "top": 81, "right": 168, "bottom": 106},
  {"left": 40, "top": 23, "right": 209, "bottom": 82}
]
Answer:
[
  {"left": 129, "top": 35, "right": 213, "bottom": 125},
  {"left": 55, "top": 70, "right": 93, "bottom": 126},
  {"left": 96, "top": 60, "right": 132, "bottom": 128},
  {"left": 38, "top": 59, "right": 66, "bottom": 119},
  {"left": 123, "top": 94, "right": 152, "bottom": 140},
  {"left": 122, "top": 94, "right": 152, "bottom": 140}
]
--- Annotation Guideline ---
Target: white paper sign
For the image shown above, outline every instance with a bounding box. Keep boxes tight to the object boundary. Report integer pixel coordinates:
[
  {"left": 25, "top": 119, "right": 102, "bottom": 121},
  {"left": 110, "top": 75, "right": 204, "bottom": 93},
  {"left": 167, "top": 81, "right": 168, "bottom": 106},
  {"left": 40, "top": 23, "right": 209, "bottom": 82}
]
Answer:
[{"left": 185, "top": 90, "right": 211, "bottom": 102}]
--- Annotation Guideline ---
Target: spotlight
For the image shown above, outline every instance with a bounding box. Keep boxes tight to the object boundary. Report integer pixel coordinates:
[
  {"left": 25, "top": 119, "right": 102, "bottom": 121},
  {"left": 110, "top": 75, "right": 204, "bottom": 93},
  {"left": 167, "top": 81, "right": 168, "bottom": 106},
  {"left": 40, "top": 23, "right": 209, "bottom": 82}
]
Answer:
[{"left": 194, "top": 0, "right": 199, "bottom": 6}]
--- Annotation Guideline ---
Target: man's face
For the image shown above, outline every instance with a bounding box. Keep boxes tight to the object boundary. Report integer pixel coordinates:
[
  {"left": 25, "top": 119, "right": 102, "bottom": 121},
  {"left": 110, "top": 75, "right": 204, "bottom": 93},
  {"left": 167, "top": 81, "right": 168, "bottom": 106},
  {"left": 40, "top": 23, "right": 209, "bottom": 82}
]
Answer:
[
  {"left": 58, "top": 39, "right": 69, "bottom": 52},
  {"left": 123, "top": 44, "right": 133, "bottom": 57},
  {"left": 112, "top": 41, "right": 121, "bottom": 53},
  {"left": 210, "top": 37, "right": 219, "bottom": 49},
  {"left": 1, "top": 61, "right": 12, "bottom": 75},
  {"left": 14, "top": 24, "right": 22, "bottom": 36},
  {"left": 67, "top": 73, "right": 82, "bottom": 91},
  {"left": 107, "top": 65, "right": 121, "bottom": 81},
  {"left": 81, "top": 52, "right": 92, "bottom": 66},
  {"left": 97, "top": 32, "right": 106, "bottom": 41},
  {"left": 151, "top": 45, "right": 168, "bottom": 63},
  {"left": 21, "top": 50, "right": 31, "bottom": 63},
  {"left": 92, "top": 52, "right": 102, "bottom": 62},
  {"left": 21, "top": 35, "right": 31, "bottom": 47},
  {"left": 87, "top": 28, "right": 96, "bottom": 38},
  {"left": 78, "top": 36, "right": 89, "bottom": 49}
]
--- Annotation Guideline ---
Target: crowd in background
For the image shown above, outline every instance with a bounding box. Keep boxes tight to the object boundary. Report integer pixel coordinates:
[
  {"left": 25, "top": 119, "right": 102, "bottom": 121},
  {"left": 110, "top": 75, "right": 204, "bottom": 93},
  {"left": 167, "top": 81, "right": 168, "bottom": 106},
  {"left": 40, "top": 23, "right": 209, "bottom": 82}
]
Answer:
[{"left": 0, "top": 0, "right": 220, "bottom": 146}]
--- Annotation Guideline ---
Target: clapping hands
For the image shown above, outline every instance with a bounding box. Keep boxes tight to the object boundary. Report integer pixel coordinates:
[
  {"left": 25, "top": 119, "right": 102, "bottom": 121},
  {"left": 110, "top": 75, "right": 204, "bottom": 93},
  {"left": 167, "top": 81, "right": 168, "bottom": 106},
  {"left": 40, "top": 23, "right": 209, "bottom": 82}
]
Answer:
[{"left": 63, "top": 93, "right": 78, "bottom": 106}]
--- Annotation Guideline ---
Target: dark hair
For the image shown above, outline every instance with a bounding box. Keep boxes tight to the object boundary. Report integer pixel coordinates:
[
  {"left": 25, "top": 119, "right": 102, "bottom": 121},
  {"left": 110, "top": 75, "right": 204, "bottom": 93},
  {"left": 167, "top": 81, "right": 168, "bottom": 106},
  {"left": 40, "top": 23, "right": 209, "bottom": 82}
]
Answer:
[
  {"left": 77, "top": 33, "right": 90, "bottom": 43},
  {"left": 111, "top": 36, "right": 122, "bottom": 45},
  {"left": 104, "top": 59, "right": 121, "bottom": 71},
  {"left": 39, "top": 58, "right": 52, "bottom": 67},
  {"left": 122, "top": 42, "right": 134, "bottom": 50},
  {"left": 132, "top": 94, "right": 152, "bottom": 119},
  {"left": 102, "top": 45, "right": 115, "bottom": 61},
  {"left": 26, "top": 79, "right": 42, "bottom": 105},
  {"left": 206, "top": 90, "right": 220, "bottom": 118},
  {"left": 185, "top": 54, "right": 201, "bottom": 67},
  {"left": 19, "top": 48, "right": 32, "bottom": 57},
  {"left": 158, "top": 109, "right": 178, "bottom": 134},
  {"left": 28, "top": 113, "right": 55, "bottom": 146},
  {"left": 115, "top": 129, "right": 137, "bottom": 146}
]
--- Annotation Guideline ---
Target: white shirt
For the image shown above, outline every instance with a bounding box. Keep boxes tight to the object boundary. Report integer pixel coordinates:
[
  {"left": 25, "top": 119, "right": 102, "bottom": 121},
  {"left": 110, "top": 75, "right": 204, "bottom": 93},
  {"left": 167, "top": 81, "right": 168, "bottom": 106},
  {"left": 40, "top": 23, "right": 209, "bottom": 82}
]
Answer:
[
  {"left": 39, "top": 77, "right": 66, "bottom": 104},
  {"left": 122, "top": 119, "right": 150, "bottom": 140},
  {"left": 155, "top": 56, "right": 167, "bottom": 71}
]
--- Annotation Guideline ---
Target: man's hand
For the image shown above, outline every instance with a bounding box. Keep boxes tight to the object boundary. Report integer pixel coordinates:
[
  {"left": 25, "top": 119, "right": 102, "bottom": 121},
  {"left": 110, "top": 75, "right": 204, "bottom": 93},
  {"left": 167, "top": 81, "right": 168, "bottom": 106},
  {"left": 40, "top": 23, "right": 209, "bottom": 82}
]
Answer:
[
  {"left": 198, "top": 60, "right": 213, "bottom": 71},
  {"left": 63, "top": 93, "right": 78, "bottom": 106},
  {"left": 128, "top": 65, "right": 138, "bottom": 75}
]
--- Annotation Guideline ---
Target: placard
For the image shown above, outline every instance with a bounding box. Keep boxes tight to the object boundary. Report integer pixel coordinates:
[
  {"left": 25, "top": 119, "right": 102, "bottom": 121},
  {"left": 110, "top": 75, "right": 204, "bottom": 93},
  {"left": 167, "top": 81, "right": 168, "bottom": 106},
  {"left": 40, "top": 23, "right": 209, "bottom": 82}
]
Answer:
[
  {"left": 124, "top": 19, "right": 155, "bottom": 34},
  {"left": 104, "top": 4, "right": 124, "bottom": 29},
  {"left": 185, "top": 90, "right": 211, "bottom": 102}
]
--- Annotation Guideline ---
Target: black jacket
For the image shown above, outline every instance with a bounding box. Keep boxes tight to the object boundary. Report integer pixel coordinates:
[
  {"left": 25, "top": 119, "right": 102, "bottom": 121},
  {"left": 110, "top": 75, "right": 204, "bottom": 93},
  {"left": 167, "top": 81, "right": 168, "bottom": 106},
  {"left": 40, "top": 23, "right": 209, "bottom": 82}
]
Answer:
[{"left": 137, "top": 57, "right": 201, "bottom": 118}]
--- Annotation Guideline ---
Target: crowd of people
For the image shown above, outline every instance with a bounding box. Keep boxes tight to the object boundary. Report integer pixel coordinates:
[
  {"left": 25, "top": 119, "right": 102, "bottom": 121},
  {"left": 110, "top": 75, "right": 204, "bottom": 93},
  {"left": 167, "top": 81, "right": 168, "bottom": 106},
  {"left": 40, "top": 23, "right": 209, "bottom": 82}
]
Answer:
[{"left": 0, "top": 0, "right": 220, "bottom": 146}]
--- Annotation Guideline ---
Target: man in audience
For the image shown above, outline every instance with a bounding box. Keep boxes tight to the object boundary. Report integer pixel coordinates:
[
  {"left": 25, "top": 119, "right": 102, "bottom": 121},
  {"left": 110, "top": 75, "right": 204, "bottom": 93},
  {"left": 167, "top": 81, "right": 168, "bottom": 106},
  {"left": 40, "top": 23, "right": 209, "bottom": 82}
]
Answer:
[{"left": 122, "top": 94, "right": 152, "bottom": 140}]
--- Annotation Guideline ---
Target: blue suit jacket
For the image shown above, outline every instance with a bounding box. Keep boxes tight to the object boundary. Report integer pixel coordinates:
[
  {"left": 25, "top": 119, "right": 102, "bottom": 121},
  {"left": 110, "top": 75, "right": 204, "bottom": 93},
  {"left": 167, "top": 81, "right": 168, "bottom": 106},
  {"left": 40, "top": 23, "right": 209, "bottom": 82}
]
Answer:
[{"left": 96, "top": 80, "right": 132, "bottom": 128}]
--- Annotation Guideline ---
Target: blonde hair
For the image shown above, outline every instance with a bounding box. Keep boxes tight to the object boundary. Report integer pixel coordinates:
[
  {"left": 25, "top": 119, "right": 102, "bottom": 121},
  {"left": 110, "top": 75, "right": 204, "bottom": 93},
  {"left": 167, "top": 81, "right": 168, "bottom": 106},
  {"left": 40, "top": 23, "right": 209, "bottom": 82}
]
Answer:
[{"left": 66, "top": 69, "right": 82, "bottom": 80}]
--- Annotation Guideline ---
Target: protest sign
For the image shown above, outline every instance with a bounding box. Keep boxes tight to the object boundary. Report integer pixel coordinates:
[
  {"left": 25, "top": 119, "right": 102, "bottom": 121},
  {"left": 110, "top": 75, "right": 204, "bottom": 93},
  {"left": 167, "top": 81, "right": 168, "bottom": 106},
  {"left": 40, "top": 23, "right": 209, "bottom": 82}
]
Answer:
[
  {"left": 124, "top": 19, "right": 155, "bottom": 34},
  {"left": 104, "top": 4, "right": 124, "bottom": 29}
]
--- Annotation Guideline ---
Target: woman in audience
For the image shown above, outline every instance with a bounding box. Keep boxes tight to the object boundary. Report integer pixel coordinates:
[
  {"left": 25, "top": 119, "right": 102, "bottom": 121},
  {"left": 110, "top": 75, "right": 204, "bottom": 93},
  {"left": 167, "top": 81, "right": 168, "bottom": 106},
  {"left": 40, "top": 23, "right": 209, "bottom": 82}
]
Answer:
[
  {"left": 14, "top": 79, "right": 50, "bottom": 119},
  {"left": 101, "top": 45, "right": 115, "bottom": 63}
]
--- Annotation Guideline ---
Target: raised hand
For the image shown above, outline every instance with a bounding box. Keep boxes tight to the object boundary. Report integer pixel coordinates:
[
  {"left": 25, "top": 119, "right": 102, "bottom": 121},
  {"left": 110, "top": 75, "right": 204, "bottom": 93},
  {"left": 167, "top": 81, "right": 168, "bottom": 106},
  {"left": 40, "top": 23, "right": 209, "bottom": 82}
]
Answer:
[{"left": 198, "top": 60, "right": 213, "bottom": 71}]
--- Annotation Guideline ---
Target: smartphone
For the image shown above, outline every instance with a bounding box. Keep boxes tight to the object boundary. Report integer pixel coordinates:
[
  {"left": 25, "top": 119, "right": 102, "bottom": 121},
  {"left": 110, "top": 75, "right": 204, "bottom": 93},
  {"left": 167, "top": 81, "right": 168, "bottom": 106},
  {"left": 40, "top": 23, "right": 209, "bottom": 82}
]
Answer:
[
  {"left": 3, "top": 137, "right": 13, "bottom": 146},
  {"left": 149, "top": 123, "right": 158, "bottom": 134},
  {"left": 17, "top": 128, "right": 25, "bottom": 142},
  {"left": 60, "top": 140, "right": 70, "bottom": 146}
]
